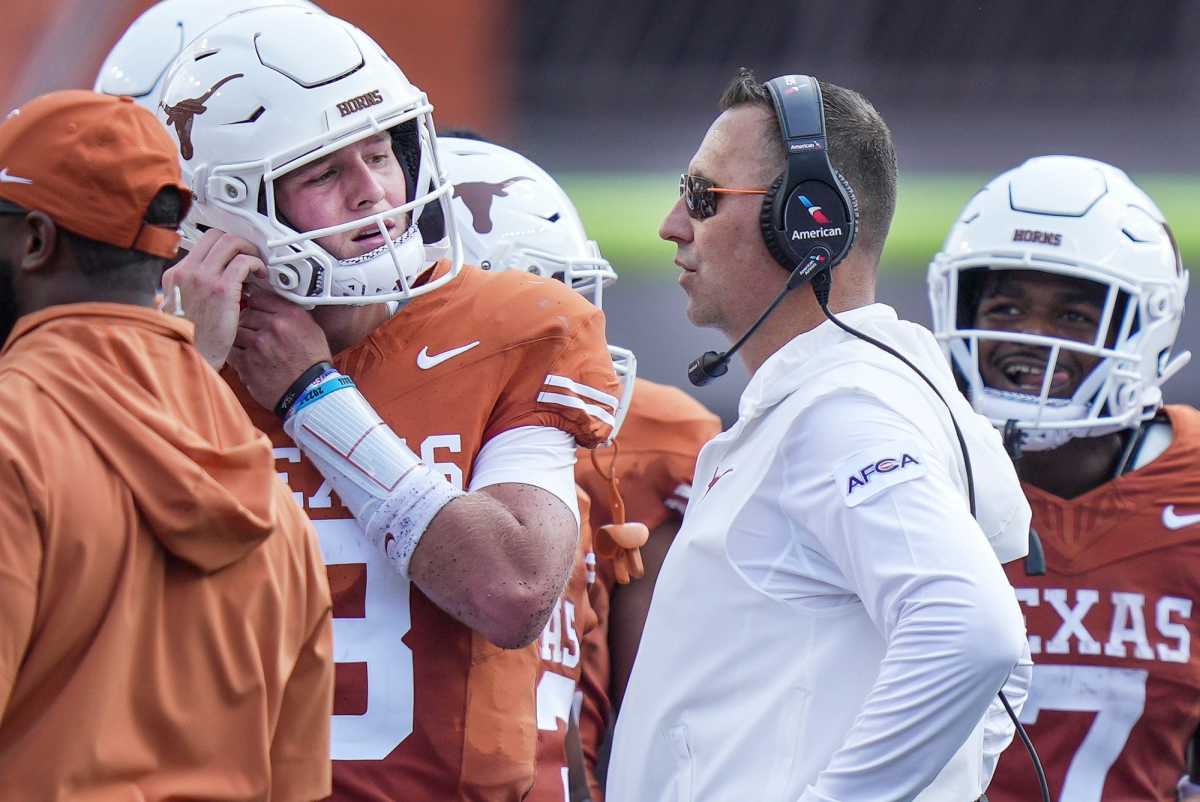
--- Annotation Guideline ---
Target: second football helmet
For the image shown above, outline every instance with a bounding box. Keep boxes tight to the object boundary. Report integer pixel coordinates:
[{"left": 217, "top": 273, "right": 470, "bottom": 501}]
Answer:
[
  {"left": 439, "top": 136, "right": 634, "bottom": 438},
  {"left": 928, "top": 155, "right": 1190, "bottom": 450},
  {"left": 95, "top": 0, "right": 325, "bottom": 113},
  {"left": 157, "top": 6, "right": 461, "bottom": 305}
]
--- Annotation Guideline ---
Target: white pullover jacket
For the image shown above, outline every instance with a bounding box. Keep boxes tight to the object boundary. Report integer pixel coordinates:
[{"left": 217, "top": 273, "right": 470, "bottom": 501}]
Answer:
[{"left": 607, "top": 304, "right": 1032, "bottom": 802}]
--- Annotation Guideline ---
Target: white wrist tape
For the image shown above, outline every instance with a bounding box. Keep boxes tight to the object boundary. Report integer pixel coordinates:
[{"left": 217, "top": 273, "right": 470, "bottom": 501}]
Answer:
[{"left": 283, "top": 371, "right": 463, "bottom": 576}]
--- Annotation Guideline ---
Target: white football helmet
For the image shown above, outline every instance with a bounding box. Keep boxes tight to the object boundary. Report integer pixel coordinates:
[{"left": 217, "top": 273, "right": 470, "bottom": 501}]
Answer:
[
  {"left": 94, "top": 0, "right": 325, "bottom": 113},
  {"left": 439, "top": 136, "right": 634, "bottom": 438},
  {"left": 929, "top": 155, "right": 1190, "bottom": 450},
  {"left": 157, "top": 7, "right": 461, "bottom": 305}
]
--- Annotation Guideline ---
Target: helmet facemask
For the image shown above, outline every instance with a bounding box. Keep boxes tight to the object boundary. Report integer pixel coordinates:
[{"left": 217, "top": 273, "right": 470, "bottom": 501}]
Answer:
[
  {"left": 936, "top": 262, "right": 1189, "bottom": 451},
  {"left": 480, "top": 238, "right": 617, "bottom": 308},
  {"left": 247, "top": 111, "right": 459, "bottom": 305}
]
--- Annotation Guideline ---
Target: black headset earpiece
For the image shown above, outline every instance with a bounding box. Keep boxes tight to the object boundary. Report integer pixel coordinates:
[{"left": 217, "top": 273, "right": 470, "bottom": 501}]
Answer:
[
  {"left": 758, "top": 173, "right": 791, "bottom": 268},
  {"left": 760, "top": 75, "right": 858, "bottom": 276}
]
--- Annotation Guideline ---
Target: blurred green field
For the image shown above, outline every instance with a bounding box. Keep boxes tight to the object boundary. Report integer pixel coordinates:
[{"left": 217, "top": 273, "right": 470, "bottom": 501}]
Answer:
[{"left": 559, "top": 173, "right": 1199, "bottom": 276}]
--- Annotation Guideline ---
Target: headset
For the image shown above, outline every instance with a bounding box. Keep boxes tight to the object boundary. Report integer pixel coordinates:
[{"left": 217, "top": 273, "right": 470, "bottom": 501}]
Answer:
[
  {"left": 688, "top": 74, "right": 1050, "bottom": 802},
  {"left": 688, "top": 74, "right": 857, "bottom": 385}
]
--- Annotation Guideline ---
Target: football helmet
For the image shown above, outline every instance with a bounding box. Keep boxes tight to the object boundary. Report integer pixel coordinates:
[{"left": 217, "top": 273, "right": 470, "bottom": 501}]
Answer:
[
  {"left": 928, "top": 155, "right": 1190, "bottom": 450},
  {"left": 95, "top": 0, "right": 325, "bottom": 113},
  {"left": 439, "top": 136, "right": 634, "bottom": 438},
  {"left": 157, "top": 7, "right": 461, "bottom": 305}
]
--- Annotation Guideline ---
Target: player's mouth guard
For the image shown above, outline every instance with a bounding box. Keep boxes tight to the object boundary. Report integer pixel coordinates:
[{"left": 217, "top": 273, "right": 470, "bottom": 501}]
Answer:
[{"left": 282, "top": 368, "right": 463, "bottom": 577}]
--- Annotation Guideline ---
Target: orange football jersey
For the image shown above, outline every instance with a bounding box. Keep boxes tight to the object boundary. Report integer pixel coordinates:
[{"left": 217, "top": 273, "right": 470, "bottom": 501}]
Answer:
[
  {"left": 554, "top": 377, "right": 722, "bottom": 802},
  {"left": 229, "top": 264, "right": 619, "bottom": 802},
  {"left": 988, "top": 405, "right": 1200, "bottom": 802}
]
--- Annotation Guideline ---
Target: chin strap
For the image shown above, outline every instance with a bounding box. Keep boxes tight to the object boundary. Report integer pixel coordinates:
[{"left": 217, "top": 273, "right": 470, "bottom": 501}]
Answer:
[
  {"left": 1002, "top": 419, "right": 1024, "bottom": 464},
  {"left": 589, "top": 440, "right": 649, "bottom": 584},
  {"left": 1002, "top": 419, "right": 1049, "bottom": 578}
]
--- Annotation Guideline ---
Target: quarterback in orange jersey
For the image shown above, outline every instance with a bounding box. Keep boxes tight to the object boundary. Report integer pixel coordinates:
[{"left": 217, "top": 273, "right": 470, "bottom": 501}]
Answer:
[
  {"left": 152, "top": 9, "right": 619, "bottom": 802},
  {"left": 440, "top": 136, "right": 722, "bottom": 802},
  {"left": 928, "top": 155, "right": 1196, "bottom": 802}
]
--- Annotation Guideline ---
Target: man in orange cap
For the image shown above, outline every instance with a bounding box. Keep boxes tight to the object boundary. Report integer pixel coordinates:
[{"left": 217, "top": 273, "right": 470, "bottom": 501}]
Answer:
[{"left": 0, "top": 90, "right": 333, "bottom": 801}]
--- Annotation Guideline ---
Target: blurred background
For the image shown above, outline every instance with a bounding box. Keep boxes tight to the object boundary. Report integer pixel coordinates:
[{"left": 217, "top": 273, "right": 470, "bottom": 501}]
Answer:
[{"left": 4, "top": 0, "right": 1198, "bottom": 423}]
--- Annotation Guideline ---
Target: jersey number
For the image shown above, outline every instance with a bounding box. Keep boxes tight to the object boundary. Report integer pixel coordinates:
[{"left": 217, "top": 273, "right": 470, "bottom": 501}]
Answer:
[
  {"left": 318, "top": 518, "right": 415, "bottom": 761},
  {"left": 1020, "top": 664, "right": 1148, "bottom": 802},
  {"left": 274, "top": 437, "right": 465, "bottom": 762}
]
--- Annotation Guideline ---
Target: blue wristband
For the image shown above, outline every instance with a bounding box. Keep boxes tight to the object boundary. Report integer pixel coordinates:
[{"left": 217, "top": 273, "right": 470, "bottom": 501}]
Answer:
[
  {"left": 274, "top": 360, "right": 335, "bottom": 418},
  {"left": 287, "top": 372, "right": 356, "bottom": 419}
]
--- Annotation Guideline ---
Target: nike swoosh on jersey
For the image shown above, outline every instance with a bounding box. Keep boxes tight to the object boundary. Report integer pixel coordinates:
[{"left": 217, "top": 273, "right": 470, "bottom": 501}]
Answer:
[
  {"left": 1162, "top": 505, "right": 1200, "bottom": 530},
  {"left": 416, "top": 340, "right": 481, "bottom": 370},
  {"left": 0, "top": 167, "right": 33, "bottom": 185}
]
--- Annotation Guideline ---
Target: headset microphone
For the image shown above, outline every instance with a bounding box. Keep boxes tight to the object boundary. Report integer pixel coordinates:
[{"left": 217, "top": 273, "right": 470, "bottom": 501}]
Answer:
[{"left": 688, "top": 248, "right": 830, "bottom": 387}]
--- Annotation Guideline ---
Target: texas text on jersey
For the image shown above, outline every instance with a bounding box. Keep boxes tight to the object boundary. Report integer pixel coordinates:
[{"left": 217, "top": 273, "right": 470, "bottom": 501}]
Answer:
[
  {"left": 570, "top": 378, "right": 723, "bottom": 801},
  {"left": 988, "top": 405, "right": 1200, "bottom": 802},
  {"left": 229, "top": 262, "right": 619, "bottom": 801}
]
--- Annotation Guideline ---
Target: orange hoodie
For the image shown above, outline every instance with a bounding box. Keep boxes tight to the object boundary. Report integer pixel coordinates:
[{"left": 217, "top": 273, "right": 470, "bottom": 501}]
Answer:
[{"left": 0, "top": 303, "right": 332, "bottom": 802}]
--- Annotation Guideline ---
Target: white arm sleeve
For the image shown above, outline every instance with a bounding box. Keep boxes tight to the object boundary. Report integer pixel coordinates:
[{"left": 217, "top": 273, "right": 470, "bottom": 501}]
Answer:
[
  {"left": 784, "top": 391, "right": 1027, "bottom": 802},
  {"left": 468, "top": 425, "right": 580, "bottom": 526}
]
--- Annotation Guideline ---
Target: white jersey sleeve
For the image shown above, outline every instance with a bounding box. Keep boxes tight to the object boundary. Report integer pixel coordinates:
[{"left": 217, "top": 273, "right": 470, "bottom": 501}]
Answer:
[{"left": 467, "top": 425, "right": 580, "bottom": 526}]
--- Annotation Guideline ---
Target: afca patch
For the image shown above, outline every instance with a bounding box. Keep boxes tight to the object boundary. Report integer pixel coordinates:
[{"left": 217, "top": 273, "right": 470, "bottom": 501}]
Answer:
[{"left": 833, "top": 442, "right": 928, "bottom": 508}]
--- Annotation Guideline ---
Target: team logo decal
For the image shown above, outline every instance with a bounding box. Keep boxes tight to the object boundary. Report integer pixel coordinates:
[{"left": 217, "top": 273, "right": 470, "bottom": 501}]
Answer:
[
  {"left": 161, "top": 73, "right": 244, "bottom": 161},
  {"left": 453, "top": 176, "right": 533, "bottom": 234}
]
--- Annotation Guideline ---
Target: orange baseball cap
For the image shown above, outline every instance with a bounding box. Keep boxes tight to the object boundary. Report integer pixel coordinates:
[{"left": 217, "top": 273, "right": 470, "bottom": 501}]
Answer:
[{"left": 0, "top": 90, "right": 191, "bottom": 259}]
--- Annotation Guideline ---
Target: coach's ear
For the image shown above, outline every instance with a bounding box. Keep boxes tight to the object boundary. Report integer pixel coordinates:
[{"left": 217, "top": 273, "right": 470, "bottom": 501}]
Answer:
[{"left": 15, "top": 210, "right": 59, "bottom": 274}]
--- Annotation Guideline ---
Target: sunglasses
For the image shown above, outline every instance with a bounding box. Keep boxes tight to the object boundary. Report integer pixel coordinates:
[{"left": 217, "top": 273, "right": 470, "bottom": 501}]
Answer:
[{"left": 678, "top": 173, "right": 768, "bottom": 220}]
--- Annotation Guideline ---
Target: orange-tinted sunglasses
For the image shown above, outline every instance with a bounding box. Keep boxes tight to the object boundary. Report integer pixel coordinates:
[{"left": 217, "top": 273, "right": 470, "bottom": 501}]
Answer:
[{"left": 679, "top": 173, "right": 768, "bottom": 220}]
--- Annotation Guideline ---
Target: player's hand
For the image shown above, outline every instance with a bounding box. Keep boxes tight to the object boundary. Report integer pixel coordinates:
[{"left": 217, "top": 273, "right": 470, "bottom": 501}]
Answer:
[
  {"left": 228, "top": 283, "right": 333, "bottom": 412},
  {"left": 162, "top": 229, "right": 266, "bottom": 370}
]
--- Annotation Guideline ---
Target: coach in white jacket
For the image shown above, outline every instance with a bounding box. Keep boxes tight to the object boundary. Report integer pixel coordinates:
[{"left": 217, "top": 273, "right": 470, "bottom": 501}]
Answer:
[{"left": 606, "top": 70, "right": 1033, "bottom": 802}]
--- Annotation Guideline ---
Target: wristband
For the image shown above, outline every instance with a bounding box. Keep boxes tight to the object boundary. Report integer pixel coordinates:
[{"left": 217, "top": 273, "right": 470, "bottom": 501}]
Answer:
[
  {"left": 274, "top": 360, "right": 335, "bottom": 419},
  {"left": 288, "top": 372, "right": 356, "bottom": 419}
]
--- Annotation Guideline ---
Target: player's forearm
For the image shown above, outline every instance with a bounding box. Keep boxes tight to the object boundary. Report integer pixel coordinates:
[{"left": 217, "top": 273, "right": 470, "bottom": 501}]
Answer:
[
  {"left": 804, "top": 577, "right": 1025, "bottom": 802},
  {"left": 409, "top": 489, "right": 578, "bottom": 648}
]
